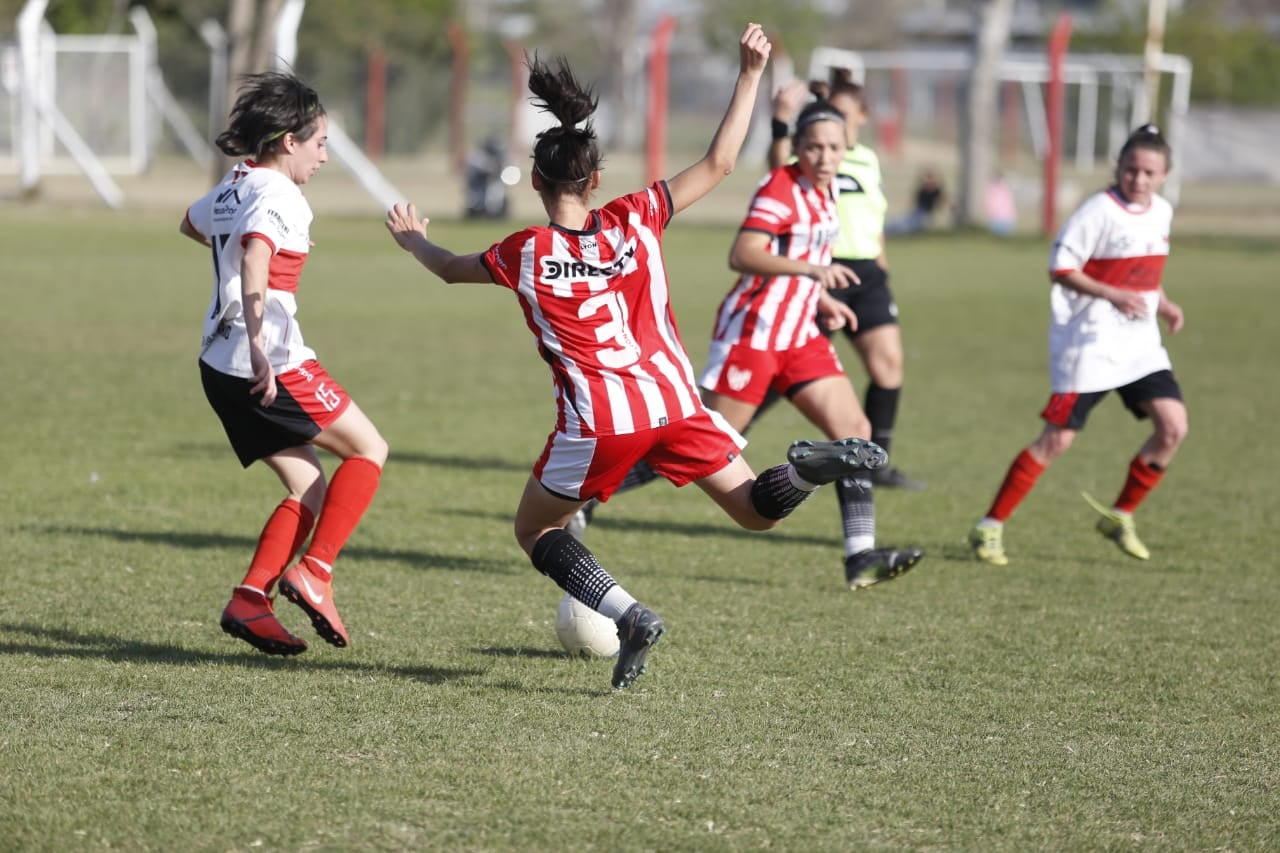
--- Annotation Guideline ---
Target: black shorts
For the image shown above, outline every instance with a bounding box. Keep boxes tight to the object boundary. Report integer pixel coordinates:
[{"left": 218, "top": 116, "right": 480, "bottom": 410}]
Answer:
[
  {"left": 200, "top": 359, "right": 348, "bottom": 467},
  {"left": 826, "top": 258, "right": 898, "bottom": 339},
  {"left": 1040, "top": 369, "right": 1183, "bottom": 430}
]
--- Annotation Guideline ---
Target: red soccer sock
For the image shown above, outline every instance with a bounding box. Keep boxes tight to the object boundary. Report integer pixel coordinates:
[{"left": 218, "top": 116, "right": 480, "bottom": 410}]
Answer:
[
  {"left": 242, "top": 499, "right": 316, "bottom": 594},
  {"left": 1114, "top": 455, "right": 1165, "bottom": 514},
  {"left": 985, "top": 449, "right": 1047, "bottom": 523},
  {"left": 299, "top": 457, "right": 383, "bottom": 578}
]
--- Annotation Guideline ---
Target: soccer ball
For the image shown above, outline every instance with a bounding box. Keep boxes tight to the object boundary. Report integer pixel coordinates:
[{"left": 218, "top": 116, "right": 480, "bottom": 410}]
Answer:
[{"left": 554, "top": 593, "right": 620, "bottom": 658}]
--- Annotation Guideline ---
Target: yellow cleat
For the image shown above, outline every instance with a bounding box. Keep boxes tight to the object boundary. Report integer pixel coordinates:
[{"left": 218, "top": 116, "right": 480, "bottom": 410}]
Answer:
[
  {"left": 967, "top": 523, "right": 1009, "bottom": 566},
  {"left": 1082, "top": 492, "right": 1150, "bottom": 560}
]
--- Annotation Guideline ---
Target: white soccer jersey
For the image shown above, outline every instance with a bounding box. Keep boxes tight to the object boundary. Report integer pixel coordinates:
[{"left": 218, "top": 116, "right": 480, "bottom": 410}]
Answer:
[
  {"left": 186, "top": 161, "right": 317, "bottom": 378},
  {"left": 1047, "top": 187, "right": 1173, "bottom": 393}
]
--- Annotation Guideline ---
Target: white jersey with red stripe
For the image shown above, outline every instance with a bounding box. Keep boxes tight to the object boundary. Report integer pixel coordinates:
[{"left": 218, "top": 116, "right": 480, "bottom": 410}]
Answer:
[
  {"left": 186, "top": 161, "right": 316, "bottom": 378},
  {"left": 1047, "top": 187, "right": 1173, "bottom": 393},
  {"left": 709, "top": 164, "right": 841, "bottom": 353},
  {"left": 481, "top": 181, "right": 705, "bottom": 438}
]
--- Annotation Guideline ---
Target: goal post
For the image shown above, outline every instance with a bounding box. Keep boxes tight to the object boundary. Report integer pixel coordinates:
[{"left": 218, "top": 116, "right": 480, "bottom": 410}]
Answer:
[{"left": 11, "top": 0, "right": 124, "bottom": 207}]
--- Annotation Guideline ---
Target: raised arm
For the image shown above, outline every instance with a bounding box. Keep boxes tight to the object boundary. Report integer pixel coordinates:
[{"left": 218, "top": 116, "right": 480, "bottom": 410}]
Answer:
[
  {"left": 665, "top": 23, "right": 771, "bottom": 214},
  {"left": 766, "top": 79, "right": 809, "bottom": 170},
  {"left": 384, "top": 203, "right": 492, "bottom": 284}
]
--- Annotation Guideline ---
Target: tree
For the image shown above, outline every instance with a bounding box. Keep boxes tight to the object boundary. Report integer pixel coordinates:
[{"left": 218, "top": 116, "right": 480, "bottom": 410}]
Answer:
[{"left": 956, "top": 0, "right": 1013, "bottom": 228}]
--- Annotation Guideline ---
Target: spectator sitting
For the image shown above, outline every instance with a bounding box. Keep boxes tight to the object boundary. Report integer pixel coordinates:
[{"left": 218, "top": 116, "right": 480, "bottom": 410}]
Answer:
[{"left": 886, "top": 169, "right": 945, "bottom": 235}]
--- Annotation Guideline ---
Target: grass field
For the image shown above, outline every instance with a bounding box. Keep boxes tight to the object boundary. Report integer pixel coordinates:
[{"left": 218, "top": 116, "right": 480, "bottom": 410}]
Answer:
[{"left": 1, "top": 201, "right": 1277, "bottom": 852}]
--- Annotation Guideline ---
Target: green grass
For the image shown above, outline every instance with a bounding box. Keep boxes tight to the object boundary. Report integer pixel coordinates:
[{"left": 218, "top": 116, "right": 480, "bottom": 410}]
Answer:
[{"left": 1, "top": 206, "right": 1277, "bottom": 852}]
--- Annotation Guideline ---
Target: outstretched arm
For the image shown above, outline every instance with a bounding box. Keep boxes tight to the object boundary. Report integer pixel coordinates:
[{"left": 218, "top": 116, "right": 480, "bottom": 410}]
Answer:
[
  {"left": 384, "top": 203, "right": 492, "bottom": 284},
  {"left": 666, "top": 23, "right": 771, "bottom": 214}
]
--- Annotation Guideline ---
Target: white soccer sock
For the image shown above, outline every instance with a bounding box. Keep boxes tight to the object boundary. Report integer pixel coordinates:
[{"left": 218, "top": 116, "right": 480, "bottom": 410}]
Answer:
[{"left": 597, "top": 585, "right": 638, "bottom": 622}]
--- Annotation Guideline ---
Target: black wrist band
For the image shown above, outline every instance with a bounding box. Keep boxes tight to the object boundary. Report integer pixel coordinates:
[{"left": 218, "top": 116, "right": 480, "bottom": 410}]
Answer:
[{"left": 771, "top": 118, "right": 789, "bottom": 141}]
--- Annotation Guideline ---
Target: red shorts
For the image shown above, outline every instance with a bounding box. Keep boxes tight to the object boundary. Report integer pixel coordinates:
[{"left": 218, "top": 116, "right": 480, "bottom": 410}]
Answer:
[
  {"left": 200, "top": 358, "right": 352, "bottom": 466},
  {"left": 699, "top": 333, "right": 845, "bottom": 406},
  {"left": 533, "top": 407, "right": 746, "bottom": 501}
]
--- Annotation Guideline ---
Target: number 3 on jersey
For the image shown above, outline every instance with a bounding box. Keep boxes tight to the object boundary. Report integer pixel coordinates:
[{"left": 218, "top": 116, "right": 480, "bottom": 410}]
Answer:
[{"left": 579, "top": 291, "right": 641, "bottom": 369}]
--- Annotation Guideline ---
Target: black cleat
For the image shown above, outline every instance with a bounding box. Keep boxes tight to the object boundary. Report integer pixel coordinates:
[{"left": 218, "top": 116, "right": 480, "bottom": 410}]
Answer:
[
  {"left": 611, "top": 602, "right": 666, "bottom": 690},
  {"left": 787, "top": 438, "right": 888, "bottom": 485},
  {"left": 869, "top": 466, "right": 927, "bottom": 490},
  {"left": 844, "top": 547, "right": 924, "bottom": 590}
]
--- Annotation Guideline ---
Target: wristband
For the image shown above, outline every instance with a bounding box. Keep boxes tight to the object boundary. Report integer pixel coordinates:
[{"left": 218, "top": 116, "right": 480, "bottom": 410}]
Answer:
[{"left": 770, "top": 118, "right": 789, "bottom": 141}]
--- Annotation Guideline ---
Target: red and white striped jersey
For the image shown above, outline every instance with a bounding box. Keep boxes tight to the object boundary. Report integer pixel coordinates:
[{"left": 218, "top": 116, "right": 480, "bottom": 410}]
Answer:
[
  {"left": 1046, "top": 187, "right": 1174, "bottom": 392},
  {"left": 186, "top": 161, "right": 316, "bottom": 377},
  {"left": 709, "top": 164, "right": 841, "bottom": 352},
  {"left": 481, "top": 181, "right": 704, "bottom": 438}
]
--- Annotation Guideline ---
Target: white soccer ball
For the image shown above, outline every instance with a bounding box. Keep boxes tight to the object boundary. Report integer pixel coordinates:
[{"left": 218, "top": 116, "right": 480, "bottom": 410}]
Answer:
[{"left": 554, "top": 593, "right": 620, "bottom": 658}]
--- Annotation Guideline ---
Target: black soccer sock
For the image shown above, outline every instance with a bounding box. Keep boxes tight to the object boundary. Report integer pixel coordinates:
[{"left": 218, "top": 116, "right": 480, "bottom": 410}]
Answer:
[
  {"left": 836, "top": 475, "right": 876, "bottom": 555},
  {"left": 530, "top": 529, "right": 618, "bottom": 610},
  {"left": 749, "top": 463, "right": 817, "bottom": 521},
  {"left": 864, "top": 383, "right": 901, "bottom": 456}
]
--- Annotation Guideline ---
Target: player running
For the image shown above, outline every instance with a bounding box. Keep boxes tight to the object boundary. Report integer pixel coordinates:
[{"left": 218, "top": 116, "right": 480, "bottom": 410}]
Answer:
[
  {"left": 182, "top": 72, "right": 388, "bottom": 655},
  {"left": 968, "top": 124, "right": 1187, "bottom": 565}
]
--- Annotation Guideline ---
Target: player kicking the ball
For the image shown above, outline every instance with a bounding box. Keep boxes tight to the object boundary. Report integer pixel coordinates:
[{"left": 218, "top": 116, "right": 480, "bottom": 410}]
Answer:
[{"left": 385, "top": 25, "right": 889, "bottom": 689}]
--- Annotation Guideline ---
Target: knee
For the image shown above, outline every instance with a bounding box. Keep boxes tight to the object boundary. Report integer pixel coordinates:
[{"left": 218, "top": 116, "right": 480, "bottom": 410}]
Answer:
[
  {"left": 1157, "top": 418, "right": 1188, "bottom": 451},
  {"left": 299, "top": 478, "right": 326, "bottom": 517},
  {"left": 365, "top": 433, "right": 390, "bottom": 467},
  {"left": 847, "top": 411, "right": 872, "bottom": 441},
  {"left": 867, "top": 352, "right": 903, "bottom": 387},
  {"left": 513, "top": 523, "right": 541, "bottom": 558},
  {"left": 1032, "top": 431, "right": 1074, "bottom": 462},
  {"left": 739, "top": 515, "right": 779, "bottom": 532}
]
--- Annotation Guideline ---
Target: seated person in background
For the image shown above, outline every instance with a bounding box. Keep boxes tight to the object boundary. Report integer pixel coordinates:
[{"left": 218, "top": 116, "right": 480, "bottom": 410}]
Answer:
[{"left": 886, "top": 168, "right": 945, "bottom": 234}]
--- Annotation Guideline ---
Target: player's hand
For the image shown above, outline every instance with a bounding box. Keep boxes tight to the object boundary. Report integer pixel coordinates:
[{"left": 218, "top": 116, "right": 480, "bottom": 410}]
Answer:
[
  {"left": 385, "top": 202, "right": 429, "bottom": 250},
  {"left": 248, "top": 342, "right": 277, "bottom": 407},
  {"left": 817, "top": 290, "right": 857, "bottom": 332},
  {"left": 738, "top": 23, "right": 771, "bottom": 77},
  {"left": 1158, "top": 298, "right": 1184, "bottom": 334},
  {"left": 1107, "top": 287, "right": 1148, "bottom": 321},
  {"left": 771, "top": 79, "right": 809, "bottom": 124},
  {"left": 808, "top": 262, "right": 860, "bottom": 290}
]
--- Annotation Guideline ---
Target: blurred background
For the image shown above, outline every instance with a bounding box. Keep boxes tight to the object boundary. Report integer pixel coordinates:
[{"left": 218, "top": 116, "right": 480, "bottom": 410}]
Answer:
[{"left": 1, "top": 0, "right": 1277, "bottom": 236}]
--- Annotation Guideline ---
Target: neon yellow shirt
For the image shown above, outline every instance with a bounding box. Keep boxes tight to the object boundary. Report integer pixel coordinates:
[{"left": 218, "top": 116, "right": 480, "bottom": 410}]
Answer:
[{"left": 832, "top": 143, "right": 887, "bottom": 261}]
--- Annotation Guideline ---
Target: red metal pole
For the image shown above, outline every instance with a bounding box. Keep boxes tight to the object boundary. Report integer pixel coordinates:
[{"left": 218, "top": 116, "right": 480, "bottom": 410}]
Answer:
[
  {"left": 1044, "top": 12, "right": 1072, "bottom": 237},
  {"left": 646, "top": 15, "right": 676, "bottom": 186}
]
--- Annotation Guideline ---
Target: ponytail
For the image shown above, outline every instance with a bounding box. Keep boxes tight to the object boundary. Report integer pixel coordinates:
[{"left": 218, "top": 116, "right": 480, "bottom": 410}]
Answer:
[{"left": 526, "top": 55, "right": 603, "bottom": 195}]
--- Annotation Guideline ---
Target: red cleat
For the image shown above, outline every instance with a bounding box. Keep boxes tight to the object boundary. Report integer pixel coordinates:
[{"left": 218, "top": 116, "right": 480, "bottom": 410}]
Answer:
[
  {"left": 277, "top": 559, "right": 349, "bottom": 648},
  {"left": 220, "top": 587, "right": 308, "bottom": 656}
]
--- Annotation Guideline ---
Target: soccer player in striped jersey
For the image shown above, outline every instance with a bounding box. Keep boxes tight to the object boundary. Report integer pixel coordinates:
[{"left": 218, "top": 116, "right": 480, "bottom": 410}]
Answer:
[
  {"left": 385, "top": 25, "right": 889, "bottom": 690},
  {"left": 764, "top": 72, "right": 926, "bottom": 491},
  {"left": 699, "top": 96, "right": 924, "bottom": 591},
  {"left": 968, "top": 125, "right": 1187, "bottom": 565},
  {"left": 182, "top": 72, "right": 388, "bottom": 656}
]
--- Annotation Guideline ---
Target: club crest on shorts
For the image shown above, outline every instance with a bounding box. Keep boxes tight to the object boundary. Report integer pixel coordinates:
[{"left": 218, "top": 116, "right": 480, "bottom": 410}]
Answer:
[{"left": 727, "top": 365, "right": 752, "bottom": 391}]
